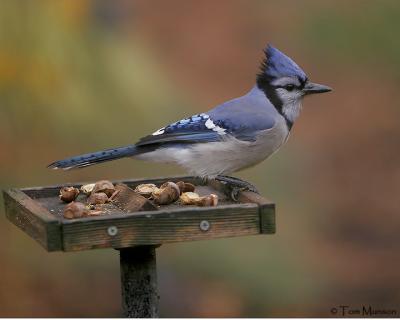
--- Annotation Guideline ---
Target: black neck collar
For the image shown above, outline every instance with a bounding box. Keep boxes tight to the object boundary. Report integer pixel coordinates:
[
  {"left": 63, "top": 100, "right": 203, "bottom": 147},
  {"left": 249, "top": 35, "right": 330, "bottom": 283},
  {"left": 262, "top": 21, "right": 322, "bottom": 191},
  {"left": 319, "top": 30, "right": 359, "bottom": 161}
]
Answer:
[{"left": 256, "top": 79, "right": 293, "bottom": 130}]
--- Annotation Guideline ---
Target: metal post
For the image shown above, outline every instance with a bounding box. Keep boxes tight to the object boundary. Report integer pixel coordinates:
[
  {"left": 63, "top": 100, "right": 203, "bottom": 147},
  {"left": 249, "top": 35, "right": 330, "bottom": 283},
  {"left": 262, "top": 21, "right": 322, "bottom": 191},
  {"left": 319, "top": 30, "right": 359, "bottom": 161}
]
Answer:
[{"left": 119, "top": 246, "right": 159, "bottom": 318}]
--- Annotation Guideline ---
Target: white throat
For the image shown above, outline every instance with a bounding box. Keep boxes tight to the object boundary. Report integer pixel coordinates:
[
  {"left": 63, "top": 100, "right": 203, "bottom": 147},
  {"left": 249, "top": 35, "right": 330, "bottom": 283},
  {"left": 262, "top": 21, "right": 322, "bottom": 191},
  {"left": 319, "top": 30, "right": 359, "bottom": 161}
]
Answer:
[
  {"left": 276, "top": 88, "right": 304, "bottom": 123},
  {"left": 282, "top": 99, "right": 303, "bottom": 123}
]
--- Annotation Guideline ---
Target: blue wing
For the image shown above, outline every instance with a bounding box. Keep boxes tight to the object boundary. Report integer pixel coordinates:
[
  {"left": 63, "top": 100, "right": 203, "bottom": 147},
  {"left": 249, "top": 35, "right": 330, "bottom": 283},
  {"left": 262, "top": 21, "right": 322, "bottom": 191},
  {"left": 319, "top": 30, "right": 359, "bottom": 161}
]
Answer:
[
  {"left": 136, "top": 113, "right": 223, "bottom": 146},
  {"left": 136, "top": 87, "right": 278, "bottom": 147}
]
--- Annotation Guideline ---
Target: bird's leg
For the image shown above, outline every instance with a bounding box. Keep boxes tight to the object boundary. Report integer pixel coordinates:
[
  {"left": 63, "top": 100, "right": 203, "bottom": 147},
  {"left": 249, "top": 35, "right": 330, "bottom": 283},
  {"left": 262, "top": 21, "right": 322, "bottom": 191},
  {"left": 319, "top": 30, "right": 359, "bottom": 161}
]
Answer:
[{"left": 214, "top": 175, "right": 260, "bottom": 201}]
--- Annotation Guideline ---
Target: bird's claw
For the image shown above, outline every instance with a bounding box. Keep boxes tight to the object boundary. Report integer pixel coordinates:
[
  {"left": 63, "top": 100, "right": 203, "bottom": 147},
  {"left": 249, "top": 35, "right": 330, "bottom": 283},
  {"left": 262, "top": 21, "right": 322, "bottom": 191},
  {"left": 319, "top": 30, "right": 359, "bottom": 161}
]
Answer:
[
  {"left": 230, "top": 185, "right": 260, "bottom": 201},
  {"left": 213, "top": 175, "right": 260, "bottom": 201}
]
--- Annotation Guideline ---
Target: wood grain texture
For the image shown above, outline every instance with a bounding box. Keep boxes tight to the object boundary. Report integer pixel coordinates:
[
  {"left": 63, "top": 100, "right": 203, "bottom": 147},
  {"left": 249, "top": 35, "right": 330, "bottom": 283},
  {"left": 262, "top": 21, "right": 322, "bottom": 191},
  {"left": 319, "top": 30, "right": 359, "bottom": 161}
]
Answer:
[
  {"left": 61, "top": 204, "right": 260, "bottom": 251},
  {"left": 4, "top": 176, "right": 276, "bottom": 252},
  {"left": 259, "top": 205, "right": 276, "bottom": 234},
  {"left": 113, "top": 184, "right": 158, "bottom": 212},
  {"left": 238, "top": 191, "right": 276, "bottom": 234},
  {"left": 2, "top": 189, "right": 62, "bottom": 251},
  {"left": 119, "top": 246, "right": 159, "bottom": 318}
]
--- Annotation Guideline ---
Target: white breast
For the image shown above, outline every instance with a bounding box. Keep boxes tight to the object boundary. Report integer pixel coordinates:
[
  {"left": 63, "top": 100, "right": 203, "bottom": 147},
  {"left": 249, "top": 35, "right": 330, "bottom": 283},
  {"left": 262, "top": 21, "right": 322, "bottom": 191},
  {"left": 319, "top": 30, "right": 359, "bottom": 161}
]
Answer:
[{"left": 135, "top": 116, "right": 290, "bottom": 177}]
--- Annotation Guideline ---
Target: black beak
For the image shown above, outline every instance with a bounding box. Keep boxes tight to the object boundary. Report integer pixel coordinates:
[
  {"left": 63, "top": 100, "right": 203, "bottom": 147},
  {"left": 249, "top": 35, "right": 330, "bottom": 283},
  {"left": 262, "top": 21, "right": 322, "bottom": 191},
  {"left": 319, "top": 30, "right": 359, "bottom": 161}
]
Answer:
[{"left": 303, "top": 82, "right": 332, "bottom": 95}]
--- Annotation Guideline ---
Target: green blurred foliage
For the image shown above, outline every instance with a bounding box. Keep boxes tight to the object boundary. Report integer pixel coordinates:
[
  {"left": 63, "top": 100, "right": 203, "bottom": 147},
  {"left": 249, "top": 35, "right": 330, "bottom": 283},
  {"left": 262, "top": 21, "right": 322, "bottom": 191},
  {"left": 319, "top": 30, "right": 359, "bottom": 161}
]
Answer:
[
  {"left": 303, "top": 0, "right": 400, "bottom": 78},
  {"left": 0, "top": 0, "right": 399, "bottom": 317}
]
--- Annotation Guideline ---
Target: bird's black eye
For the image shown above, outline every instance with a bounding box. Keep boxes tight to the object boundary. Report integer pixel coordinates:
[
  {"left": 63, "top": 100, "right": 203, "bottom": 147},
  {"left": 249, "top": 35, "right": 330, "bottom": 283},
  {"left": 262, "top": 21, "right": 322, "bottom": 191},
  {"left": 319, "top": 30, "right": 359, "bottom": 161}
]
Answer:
[{"left": 285, "top": 84, "right": 295, "bottom": 91}]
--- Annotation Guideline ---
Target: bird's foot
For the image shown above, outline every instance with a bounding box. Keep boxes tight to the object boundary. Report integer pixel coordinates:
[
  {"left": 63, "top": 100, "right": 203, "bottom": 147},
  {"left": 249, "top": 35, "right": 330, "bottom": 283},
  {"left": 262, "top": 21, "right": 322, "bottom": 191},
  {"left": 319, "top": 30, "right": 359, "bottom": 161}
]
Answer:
[{"left": 214, "top": 175, "right": 260, "bottom": 201}]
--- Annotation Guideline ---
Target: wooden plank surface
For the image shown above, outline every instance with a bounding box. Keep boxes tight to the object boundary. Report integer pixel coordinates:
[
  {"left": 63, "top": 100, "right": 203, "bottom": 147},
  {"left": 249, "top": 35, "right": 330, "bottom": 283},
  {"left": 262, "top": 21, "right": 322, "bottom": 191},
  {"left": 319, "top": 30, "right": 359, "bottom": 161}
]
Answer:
[
  {"left": 238, "top": 191, "right": 276, "bottom": 234},
  {"left": 4, "top": 176, "right": 276, "bottom": 252},
  {"left": 61, "top": 204, "right": 260, "bottom": 251},
  {"left": 3, "top": 189, "right": 62, "bottom": 251}
]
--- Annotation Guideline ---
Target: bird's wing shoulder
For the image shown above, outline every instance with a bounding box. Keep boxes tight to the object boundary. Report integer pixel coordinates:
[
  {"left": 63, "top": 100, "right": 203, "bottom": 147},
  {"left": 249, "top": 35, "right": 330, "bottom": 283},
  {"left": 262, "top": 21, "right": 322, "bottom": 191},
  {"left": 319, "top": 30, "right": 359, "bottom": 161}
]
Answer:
[
  {"left": 137, "top": 89, "right": 278, "bottom": 146},
  {"left": 206, "top": 89, "right": 278, "bottom": 141},
  {"left": 136, "top": 113, "right": 226, "bottom": 146}
]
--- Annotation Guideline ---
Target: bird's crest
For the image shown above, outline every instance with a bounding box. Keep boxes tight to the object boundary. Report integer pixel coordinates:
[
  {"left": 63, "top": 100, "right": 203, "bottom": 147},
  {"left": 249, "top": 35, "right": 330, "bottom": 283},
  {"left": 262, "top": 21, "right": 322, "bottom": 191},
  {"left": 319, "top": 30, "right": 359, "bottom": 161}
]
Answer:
[{"left": 257, "top": 45, "right": 307, "bottom": 83}]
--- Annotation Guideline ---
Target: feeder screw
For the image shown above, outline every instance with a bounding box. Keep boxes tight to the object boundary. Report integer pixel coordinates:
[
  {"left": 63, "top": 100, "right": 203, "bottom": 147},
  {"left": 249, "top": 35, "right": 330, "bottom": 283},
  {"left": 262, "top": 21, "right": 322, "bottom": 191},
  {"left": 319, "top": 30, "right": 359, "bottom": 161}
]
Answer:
[
  {"left": 108, "top": 226, "right": 118, "bottom": 236},
  {"left": 199, "top": 220, "right": 210, "bottom": 231}
]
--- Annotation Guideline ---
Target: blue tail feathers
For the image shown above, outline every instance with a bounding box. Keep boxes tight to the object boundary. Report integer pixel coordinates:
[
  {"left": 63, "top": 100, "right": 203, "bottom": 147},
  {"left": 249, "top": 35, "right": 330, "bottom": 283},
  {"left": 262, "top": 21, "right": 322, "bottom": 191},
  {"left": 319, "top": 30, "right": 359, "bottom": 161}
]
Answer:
[{"left": 48, "top": 145, "right": 138, "bottom": 170}]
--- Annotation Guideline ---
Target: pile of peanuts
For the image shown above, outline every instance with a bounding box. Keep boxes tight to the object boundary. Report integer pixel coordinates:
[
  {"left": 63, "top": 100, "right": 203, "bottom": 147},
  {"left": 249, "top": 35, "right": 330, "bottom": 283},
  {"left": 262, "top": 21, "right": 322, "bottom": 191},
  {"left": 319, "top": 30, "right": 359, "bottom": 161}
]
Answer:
[
  {"left": 59, "top": 180, "right": 218, "bottom": 219},
  {"left": 135, "top": 181, "right": 218, "bottom": 207},
  {"left": 59, "top": 180, "right": 117, "bottom": 219}
]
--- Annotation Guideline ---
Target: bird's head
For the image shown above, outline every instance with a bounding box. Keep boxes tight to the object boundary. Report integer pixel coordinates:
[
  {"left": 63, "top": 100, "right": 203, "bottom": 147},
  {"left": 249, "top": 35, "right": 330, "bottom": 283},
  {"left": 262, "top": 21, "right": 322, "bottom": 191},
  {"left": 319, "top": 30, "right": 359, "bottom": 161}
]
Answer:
[{"left": 256, "top": 45, "right": 331, "bottom": 125}]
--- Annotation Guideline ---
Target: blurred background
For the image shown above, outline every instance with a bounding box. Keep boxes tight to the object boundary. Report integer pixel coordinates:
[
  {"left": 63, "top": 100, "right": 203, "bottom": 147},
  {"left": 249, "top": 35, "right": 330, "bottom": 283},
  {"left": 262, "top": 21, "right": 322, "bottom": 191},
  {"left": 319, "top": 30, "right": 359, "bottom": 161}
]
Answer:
[{"left": 1, "top": 0, "right": 399, "bottom": 317}]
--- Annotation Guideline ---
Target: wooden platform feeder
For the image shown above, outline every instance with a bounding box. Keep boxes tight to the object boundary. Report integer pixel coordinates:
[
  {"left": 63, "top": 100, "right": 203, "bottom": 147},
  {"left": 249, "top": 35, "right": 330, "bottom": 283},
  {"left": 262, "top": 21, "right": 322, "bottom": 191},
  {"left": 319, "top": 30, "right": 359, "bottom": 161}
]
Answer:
[{"left": 2, "top": 176, "right": 275, "bottom": 317}]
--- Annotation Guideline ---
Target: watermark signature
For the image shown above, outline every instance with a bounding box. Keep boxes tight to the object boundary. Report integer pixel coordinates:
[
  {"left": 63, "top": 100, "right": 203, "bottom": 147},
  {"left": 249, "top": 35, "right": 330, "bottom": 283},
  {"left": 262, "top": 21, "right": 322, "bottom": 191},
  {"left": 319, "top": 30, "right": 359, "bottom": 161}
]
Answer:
[{"left": 331, "top": 305, "right": 397, "bottom": 317}]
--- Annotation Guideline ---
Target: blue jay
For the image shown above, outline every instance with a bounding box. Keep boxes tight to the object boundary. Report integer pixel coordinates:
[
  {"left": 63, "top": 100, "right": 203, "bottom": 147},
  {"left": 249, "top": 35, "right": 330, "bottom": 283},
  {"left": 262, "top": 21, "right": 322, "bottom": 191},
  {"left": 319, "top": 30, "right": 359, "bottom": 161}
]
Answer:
[{"left": 49, "top": 45, "right": 331, "bottom": 194}]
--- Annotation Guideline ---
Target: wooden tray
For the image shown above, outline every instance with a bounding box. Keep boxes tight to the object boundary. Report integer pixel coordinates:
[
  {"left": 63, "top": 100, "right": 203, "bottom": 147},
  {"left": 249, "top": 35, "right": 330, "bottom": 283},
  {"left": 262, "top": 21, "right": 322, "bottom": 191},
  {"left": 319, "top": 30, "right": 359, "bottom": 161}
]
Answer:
[{"left": 2, "top": 176, "right": 275, "bottom": 252}]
